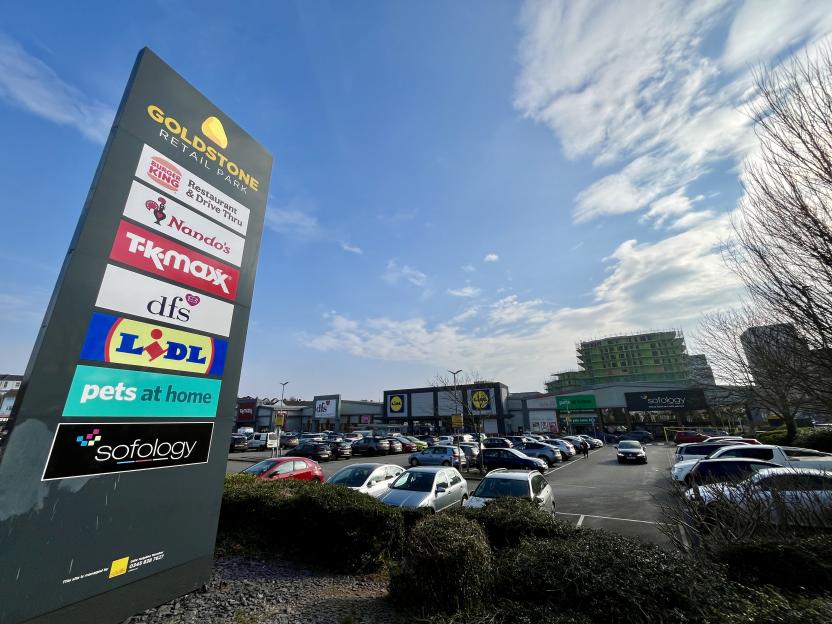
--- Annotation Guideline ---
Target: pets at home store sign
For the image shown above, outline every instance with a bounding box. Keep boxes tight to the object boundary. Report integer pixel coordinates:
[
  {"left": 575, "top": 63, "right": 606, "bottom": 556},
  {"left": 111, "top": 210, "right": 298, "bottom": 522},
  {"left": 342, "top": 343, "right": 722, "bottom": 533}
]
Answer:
[{"left": 0, "top": 48, "right": 272, "bottom": 624}]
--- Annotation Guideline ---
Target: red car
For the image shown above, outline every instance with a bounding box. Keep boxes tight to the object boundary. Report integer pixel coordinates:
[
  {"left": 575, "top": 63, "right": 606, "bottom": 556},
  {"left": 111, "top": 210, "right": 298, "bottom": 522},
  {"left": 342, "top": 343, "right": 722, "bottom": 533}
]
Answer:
[
  {"left": 241, "top": 457, "right": 324, "bottom": 482},
  {"left": 673, "top": 431, "right": 707, "bottom": 444}
]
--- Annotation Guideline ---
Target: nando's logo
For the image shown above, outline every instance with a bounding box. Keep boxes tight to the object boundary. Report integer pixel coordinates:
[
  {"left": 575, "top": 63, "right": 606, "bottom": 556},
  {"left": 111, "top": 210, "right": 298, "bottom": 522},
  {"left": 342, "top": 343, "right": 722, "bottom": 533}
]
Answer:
[
  {"left": 110, "top": 221, "right": 239, "bottom": 300},
  {"left": 80, "top": 312, "right": 227, "bottom": 376}
]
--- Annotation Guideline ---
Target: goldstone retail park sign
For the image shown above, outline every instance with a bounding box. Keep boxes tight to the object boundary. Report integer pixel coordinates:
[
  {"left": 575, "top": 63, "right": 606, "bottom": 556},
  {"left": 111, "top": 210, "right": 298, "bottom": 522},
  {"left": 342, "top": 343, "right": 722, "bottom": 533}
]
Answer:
[{"left": 0, "top": 49, "right": 272, "bottom": 624}]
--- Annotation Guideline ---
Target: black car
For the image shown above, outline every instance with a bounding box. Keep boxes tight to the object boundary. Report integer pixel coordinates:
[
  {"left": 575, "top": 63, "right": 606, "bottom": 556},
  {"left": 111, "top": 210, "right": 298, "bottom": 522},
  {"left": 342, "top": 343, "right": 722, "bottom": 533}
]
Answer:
[
  {"left": 616, "top": 440, "right": 647, "bottom": 464},
  {"left": 416, "top": 435, "right": 440, "bottom": 447},
  {"left": 619, "top": 431, "right": 654, "bottom": 443},
  {"left": 352, "top": 437, "right": 391, "bottom": 456},
  {"left": 229, "top": 434, "right": 248, "bottom": 453},
  {"left": 482, "top": 448, "right": 547, "bottom": 473},
  {"left": 483, "top": 437, "right": 513, "bottom": 449},
  {"left": 327, "top": 440, "right": 353, "bottom": 459},
  {"left": 289, "top": 442, "right": 332, "bottom": 462}
]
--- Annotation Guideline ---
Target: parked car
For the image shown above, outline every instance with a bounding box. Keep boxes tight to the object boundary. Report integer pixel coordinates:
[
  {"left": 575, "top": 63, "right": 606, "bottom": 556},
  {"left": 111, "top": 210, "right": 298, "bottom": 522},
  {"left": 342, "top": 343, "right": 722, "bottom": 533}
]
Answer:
[
  {"left": 702, "top": 436, "right": 762, "bottom": 445},
  {"left": 674, "top": 440, "right": 753, "bottom": 464},
  {"left": 675, "top": 457, "right": 782, "bottom": 487},
  {"left": 300, "top": 432, "right": 326, "bottom": 442},
  {"left": 564, "top": 435, "right": 591, "bottom": 451},
  {"left": 408, "top": 446, "right": 467, "bottom": 469},
  {"left": 326, "top": 440, "right": 354, "bottom": 459},
  {"left": 384, "top": 438, "right": 404, "bottom": 454},
  {"left": 229, "top": 433, "right": 248, "bottom": 453},
  {"left": 513, "top": 441, "right": 562, "bottom": 467},
  {"left": 416, "top": 435, "right": 440, "bottom": 447},
  {"left": 278, "top": 432, "right": 300, "bottom": 449},
  {"left": 397, "top": 438, "right": 418, "bottom": 453},
  {"left": 458, "top": 443, "right": 482, "bottom": 467},
  {"left": 481, "top": 448, "right": 547, "bottom": 473},
  {"left": 616, "top": 440, "right": 647, "bottom": 464},
  {"left": 687, "top": 467, "right": 832, "bottom": 526},
  {"left": 673, "top": 444, "right": 832, "bottom": 482},
  {"left": 673, "top": 430, "right": 706, "bottom": 444},
  {"left": 601, "top": 433, "right": 621, "bottom": 444},
  {"left": 377, "top": 467, "right": 468, "bottom": 512},
  {"left": 341, "top": 432, "right": 363, "bottom": 443},
  {"left": 547, "top": 438, "right": 576, "bottom": 459},
  {"left": 465, "top": 469, "right": 555, "bottom": 514},
  {"left": 436, "top": 435, "right": 455, "bottom": 445},
  {"left": 351, "top": 437, "right": 391, "bottom": 456},
  {"left": 483, "top": 437, "right": 513, "bottom": 449},
  {"left": 577, "top": 434, "right": 604, "bottom": 448},
  {"left": 246, "top": 432, "right": 278, "bottom": 450},
  {"left": 241, "top": 457, "right": 324, "bottom": 482},
  {"left": 452, "top": 434, "right": 475, "bottom": 444},
  {"left": 326, "top": 463, "right": 404, "bottom": 497},
  {"left": 401, "top": 435, "right": 428, "bottom": 451},
  {"left": 506, "top": 436, "right": 536, "bottom": 446},
  {"left": 619, "top": 431, "right": 654, "bottom": 443},
  {"left": 288, "top": 442, "right": 332, "bottom": 462}
]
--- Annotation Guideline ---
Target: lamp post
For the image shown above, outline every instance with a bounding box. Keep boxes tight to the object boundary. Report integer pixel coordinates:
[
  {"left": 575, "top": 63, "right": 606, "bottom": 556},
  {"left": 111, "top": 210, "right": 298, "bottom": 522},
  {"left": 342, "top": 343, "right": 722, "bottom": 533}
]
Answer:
[
  {"left": 276, "top": 381, "right": 288, "bottom": 457},
  {"left": 448, "top": 369, "right": 462, "bottom": 471}
]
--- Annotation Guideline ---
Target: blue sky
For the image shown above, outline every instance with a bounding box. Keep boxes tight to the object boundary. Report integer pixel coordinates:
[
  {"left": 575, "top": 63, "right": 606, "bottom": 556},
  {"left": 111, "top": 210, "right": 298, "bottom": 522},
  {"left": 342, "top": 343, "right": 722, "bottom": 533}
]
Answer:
[{"left": 1, "top": 1, "right": 831, "bottom": 400}]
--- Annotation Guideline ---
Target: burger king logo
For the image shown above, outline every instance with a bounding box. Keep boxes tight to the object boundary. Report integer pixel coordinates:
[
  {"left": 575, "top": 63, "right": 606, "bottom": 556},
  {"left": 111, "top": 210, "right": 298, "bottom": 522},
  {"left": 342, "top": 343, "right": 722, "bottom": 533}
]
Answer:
[{"left": 148, "top": 155, "right": 182, "bottom": 192}]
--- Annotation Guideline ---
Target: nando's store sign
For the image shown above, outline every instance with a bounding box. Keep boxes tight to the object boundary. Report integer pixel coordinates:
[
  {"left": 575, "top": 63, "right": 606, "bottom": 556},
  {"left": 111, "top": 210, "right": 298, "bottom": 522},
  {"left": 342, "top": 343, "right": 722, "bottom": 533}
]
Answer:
[{"left": 0, "top": 48, "right": 272, "bottom": 624}]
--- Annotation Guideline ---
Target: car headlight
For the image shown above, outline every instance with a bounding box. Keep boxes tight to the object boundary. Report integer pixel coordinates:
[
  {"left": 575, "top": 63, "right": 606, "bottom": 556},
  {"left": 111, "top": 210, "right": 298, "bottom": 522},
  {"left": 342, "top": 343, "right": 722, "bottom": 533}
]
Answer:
[{"left": 617, "top": 452, "right": 624, "bottom": 456}]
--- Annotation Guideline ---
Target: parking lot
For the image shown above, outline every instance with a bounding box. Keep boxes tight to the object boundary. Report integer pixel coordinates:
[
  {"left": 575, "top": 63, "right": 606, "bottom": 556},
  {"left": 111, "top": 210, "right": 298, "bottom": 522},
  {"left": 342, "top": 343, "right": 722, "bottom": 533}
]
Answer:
[{"left": 226, "top": 442, "right": 675, "bottom": 544}]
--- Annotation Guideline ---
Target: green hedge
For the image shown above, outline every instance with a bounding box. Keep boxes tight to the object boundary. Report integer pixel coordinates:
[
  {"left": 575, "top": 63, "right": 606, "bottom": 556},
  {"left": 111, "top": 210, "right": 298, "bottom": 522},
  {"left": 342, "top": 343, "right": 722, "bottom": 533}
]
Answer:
[
  {"left": 460, "top": 497, "right": 574, "bottom": 549},
  {"left": 219, "top": 474, "right": 403, "bottom": 573},
  {"left": 711, "top": 535, "right": 832, "bottom": 593},
  {"left": 389, "top": 513, "right": 493, "bottom": 615}
]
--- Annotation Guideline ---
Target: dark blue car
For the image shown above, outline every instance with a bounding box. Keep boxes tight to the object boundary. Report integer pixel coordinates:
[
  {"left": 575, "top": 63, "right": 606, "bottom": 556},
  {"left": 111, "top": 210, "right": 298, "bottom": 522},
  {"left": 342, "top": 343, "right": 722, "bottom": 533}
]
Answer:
[{"left": 482, "top": 448, "right": 547, "bottom": 473}]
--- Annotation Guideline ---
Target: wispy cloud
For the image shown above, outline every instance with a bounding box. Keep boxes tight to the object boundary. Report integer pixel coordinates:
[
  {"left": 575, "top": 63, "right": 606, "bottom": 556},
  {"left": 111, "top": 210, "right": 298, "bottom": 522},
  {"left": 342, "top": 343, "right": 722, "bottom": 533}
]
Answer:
[
  {"left": 382, "top": 259, "right": 427, "bottom": 287},
  {"left": 0, "top": 34, "right": 114, "bottom": 143},
  {"left": 340, "top": 241, "right": 363, "bottom": 255},
  {"left": 483, "top": 253, "right": 499, "bottom": 263},
  {"left": 378, "top": 209, "right": 418, "bottom": 223},
  {"left": 447, "top": 286, "right": 481, "bottom": 298},
  {"left": 461, "top": 264, "right": 476, "bottom": 273},
  {"left": 266, "top": 196, "right": 319, "bottom": 238}
]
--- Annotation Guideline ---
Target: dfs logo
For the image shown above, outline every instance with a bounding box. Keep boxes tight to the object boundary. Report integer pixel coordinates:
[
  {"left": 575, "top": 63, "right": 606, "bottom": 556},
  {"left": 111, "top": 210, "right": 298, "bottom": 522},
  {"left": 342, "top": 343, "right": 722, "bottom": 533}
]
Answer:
[{"left": 80, "top": 312, "right": 227, "bottom": 376}]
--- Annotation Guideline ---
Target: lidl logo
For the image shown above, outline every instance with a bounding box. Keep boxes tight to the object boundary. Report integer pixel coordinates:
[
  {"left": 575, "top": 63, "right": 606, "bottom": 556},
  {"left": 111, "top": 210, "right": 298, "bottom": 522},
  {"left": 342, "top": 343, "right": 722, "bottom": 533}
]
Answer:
[
  {"left": 389, "top": 394, "right": 404, "bottom": 413},
  {"left": 471, "top": 390, "right": 491, "bottom": 411},
  {"left": 80, "top": 312, "right": 227, "bottom": 376}
]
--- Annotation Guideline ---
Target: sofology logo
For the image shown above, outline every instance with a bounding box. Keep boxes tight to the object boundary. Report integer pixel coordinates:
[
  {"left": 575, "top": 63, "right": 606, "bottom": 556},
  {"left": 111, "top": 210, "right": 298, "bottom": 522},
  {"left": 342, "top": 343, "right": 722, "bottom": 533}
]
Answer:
[
  {"left": 80, "top": 312, "right": 228, "bottom": 376},
  {"left": 42, "top": 422, "right": 213, "bottom": 481},
  {"left": 63, "top": 365, "right": 221, "bottom": 418}
]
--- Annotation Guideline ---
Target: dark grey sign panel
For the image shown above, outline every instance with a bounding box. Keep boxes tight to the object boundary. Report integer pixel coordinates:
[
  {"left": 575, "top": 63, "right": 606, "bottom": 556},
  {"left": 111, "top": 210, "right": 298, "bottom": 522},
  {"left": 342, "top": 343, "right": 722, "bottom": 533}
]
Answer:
[
  {"left": 624, "top": 389, "right": 707, "bottom": 412},
  {"left": 0, "top": 48, "right": 272, "bottom": 624}
]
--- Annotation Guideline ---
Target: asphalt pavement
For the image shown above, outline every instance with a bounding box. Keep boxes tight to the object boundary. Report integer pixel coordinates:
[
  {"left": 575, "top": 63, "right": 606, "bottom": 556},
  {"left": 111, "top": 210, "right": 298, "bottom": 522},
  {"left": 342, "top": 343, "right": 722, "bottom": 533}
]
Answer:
[{"left": 225, "top": 443, "right": 677, "bottom": 544}]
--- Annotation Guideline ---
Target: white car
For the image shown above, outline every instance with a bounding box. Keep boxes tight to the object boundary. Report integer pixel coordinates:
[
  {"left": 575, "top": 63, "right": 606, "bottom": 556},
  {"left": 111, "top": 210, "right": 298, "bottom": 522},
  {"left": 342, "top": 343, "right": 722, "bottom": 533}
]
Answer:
[
  {"left": 672, "top": 444, "right": 832, "bottom": 483},
  {"left": 547, "top": 438, "right": 576, "bottom": 458},
  {"left": 578, "top": 434, "right": 604, "bottom": 448},
  {"left": 326, "top": 463, "right": 404, "bottom": 497},
  {"left": 688, "top": 467, "right": 832, "bottom": 526},
  {"left": 464, "top": 469, "right": 555, "bottom": 514}
]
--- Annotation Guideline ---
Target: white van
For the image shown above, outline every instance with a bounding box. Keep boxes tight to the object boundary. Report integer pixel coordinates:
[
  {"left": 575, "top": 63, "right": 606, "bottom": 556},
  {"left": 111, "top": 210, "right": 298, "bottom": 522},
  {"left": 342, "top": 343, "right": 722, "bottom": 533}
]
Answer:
[{"left": 247, "top": 432, "right": 278, "bottom": 450}]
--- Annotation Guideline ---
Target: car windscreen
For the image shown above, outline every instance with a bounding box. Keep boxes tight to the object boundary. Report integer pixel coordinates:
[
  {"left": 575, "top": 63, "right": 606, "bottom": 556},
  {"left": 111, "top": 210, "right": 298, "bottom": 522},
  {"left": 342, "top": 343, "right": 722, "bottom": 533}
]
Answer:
[
  {"left": 473, "top": 478, "right": 530, "bottom": 498},
  {"left": 328, "top": 466, "right": 373, "bottom": 487},
  {"left": 242, "top": 460, "right": 277, "bottom": 476},
  {"left": 390, "top": 471, "right": 435, "bottom": 492},
  {"left": 619, "top": 441, "right": 640, "bottom": 449}
]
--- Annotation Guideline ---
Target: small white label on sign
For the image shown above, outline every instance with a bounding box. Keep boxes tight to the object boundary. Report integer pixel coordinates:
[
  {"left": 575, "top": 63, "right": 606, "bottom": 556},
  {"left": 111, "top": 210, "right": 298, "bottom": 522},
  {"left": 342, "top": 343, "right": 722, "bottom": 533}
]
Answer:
[
  {"left": 135, "top": 143, "right": 250, "bottom": 236},
  {"left": 123, "top": 180, "right": 245, "bottom": 266},
  {"left": 95, "top": 264, "right": 234, "bottom": 337}
]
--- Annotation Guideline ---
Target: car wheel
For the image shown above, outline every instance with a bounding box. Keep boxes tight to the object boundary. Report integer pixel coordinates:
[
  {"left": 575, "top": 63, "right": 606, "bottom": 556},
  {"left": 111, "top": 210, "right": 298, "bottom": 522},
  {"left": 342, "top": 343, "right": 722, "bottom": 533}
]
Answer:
[
  {"left": 538, "top": 467, "right": 546, "bottom": 474},
  {"left": 410, "top": 458, "right": 419, "bottom": 467},
  {"left": 460, "top": 495, "right": 468, "bottom": 507},
  {"left": 539, "top": 455, "right": 551, "bottom": 467},
  {"left": 441, "top": 460, "right": 451, "bottom": 467}
]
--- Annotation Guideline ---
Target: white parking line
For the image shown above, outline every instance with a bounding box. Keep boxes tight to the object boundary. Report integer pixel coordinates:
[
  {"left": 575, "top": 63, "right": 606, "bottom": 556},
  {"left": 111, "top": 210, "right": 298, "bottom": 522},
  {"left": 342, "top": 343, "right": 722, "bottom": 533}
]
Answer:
[
  {"left": 544, "top": 449, "right": 599, "bottom": 475},
  {"left": 576, "top": 515, "right": 585, "bottom": 527},
  {"left": 555, "top": 511, "right": 657, "bottom": 525}
]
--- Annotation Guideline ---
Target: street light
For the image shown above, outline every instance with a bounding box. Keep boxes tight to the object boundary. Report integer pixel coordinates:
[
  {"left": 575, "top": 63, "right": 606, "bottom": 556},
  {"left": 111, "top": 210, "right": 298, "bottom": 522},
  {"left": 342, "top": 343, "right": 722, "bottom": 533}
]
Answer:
[
  {"left": 448, "top": 369, "right": 462, "bottom": 471},
  {"left": 276, "top": 381, "right": 288, "bottom": 457}
]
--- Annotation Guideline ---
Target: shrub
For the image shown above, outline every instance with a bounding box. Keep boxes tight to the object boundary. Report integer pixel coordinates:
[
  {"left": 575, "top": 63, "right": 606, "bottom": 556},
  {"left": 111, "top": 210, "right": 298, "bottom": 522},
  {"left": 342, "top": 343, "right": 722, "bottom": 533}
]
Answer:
[
  {"left": 389, "top": 513, "right": 493, "bottom": 615},
  {"left": 711, "top": 535, "right": 832, "bottom": 594},
  {"left": 798, "top": 428, "right": 832, "bottom": 452},
  {"left": 462, "top": 497, "right": 575, "bottom": 549},
  {"left": 219, "top": 475, "right": 403, "bottom": 573},
  {"left": 494, "top": 531, "right": 742, "bottom": 623}
]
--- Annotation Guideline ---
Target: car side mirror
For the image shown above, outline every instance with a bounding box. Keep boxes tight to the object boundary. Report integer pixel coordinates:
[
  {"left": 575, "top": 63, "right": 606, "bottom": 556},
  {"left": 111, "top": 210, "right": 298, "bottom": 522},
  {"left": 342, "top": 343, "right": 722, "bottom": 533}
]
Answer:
[
  {"left": 534, "top": 496, "right": 544, "bottom": 505},
  {"left": 436, "top": 485, "right": 447, "bottom": 494}
]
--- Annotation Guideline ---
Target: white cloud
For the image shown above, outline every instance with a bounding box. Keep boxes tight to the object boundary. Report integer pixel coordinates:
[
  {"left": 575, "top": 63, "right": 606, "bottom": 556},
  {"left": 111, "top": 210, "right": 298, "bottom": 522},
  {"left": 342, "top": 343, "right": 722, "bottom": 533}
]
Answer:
[
  {"left": 266, "top": 196, "right": 319, "bottom": 238},
  {"left": 382, "top": 259, "right": 427, "bottom": 287},
  {"left": 447, "top": 286, "right": 481, "bottom": 298},
  {"left": 483, "top": 253, "right": 500, "bottom": 263},
  {"left": 340, "top": 242, "right": 363, "bottom": 255},
  {"left": 461, "top": 264, "right": 476, "bottom": 273},
  {"left": 0, "top": 34, "right": 114, "bottom": 143}
]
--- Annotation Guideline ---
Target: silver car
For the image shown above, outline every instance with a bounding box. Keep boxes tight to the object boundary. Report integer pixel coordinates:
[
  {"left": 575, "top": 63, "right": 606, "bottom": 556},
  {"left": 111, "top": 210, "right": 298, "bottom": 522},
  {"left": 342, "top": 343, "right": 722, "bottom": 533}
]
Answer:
[
  {"left": 408, "top": 445, "right": 467, "bottom": 469},
  {"left": 326, "top": 463, "right": 404, "bottom": 497},
  {"left": 377, "top": 466, "right": 468, "bottom": 512}
]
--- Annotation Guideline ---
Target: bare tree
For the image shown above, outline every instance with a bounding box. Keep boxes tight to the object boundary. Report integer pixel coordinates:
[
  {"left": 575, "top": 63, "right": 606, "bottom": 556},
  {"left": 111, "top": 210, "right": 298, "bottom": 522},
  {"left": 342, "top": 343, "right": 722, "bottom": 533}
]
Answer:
[
  {"left": 729, "top": 48, "right": 832, "bottom": 415},
  {"left": 696, "top": 307, "right": 808, "bottom": 442},
  {"left": 430, "top": 371, "right": 492, "bottom": 472}
]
